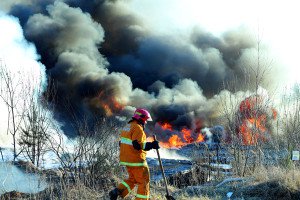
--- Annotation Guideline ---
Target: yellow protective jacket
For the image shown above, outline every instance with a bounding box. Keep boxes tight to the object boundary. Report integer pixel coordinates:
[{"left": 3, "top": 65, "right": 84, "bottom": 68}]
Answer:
[{"left": 119, "top": 120, "right": 148, "bottom": 166}]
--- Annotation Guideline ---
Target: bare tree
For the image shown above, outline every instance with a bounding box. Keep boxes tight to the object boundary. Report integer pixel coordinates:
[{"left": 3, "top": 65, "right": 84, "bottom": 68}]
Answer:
[
  {"left": 279, "top": 84, "right": 300, "bottom": 152},
  {"left": 47, "top": 113, "right": 121, "bottom": 189},
  {"left": 218, "top": 30, "right": 276, "bottom": 176},
  {"left": 0, "top": 61, "right": 28, "bottom": 160},
  {"left": 19, "top": 93, "right": 51, "bottom": 167}
]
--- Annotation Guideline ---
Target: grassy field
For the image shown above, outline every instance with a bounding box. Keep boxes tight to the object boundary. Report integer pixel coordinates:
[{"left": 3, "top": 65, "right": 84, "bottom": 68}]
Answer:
[{"left": 2, "top": 165, "right": 299, "bottom": 199}]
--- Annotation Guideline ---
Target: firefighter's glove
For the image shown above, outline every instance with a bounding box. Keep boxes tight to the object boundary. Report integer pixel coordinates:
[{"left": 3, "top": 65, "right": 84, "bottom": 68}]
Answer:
[
  {"left": 144, "top": 142, "right": 152, "bottom": 151},
  {"left": 144, "top": 141, "right": 160, "bottom": 151},
  {"left": 132, "top": 140, "right": 142, "bottom": 150},
  {"left": 152, "top": 140, "right": 160, "bottom": 150}
]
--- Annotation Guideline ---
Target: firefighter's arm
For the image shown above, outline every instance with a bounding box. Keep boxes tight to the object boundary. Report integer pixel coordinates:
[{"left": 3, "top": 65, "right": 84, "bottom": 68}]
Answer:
[
  {"left": 132, "top": 125, "right": 159, "bottom": 151},
  {"left": 131, "top": 125, "right": 144, "bottom": 150}
]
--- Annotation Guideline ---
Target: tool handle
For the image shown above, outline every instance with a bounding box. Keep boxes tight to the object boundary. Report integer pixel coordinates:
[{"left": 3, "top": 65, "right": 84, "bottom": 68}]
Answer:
[{"left": 153, "top": 135, "right": 170, "bottom": 197}]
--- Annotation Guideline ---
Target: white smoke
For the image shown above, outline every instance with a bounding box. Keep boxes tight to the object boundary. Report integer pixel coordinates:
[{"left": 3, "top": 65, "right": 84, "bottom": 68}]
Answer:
[
  {"left": 0, "top": 12, "right": 46, "bottom": 147},
  {"left": 146, "top": 148, "right": 190, "bottom": 160},
  {"left": 201, "top": 127, "right": 212, "bottom": 143},
  {"left": 0, "top": 162, "right": 47, "bottom": 195}
]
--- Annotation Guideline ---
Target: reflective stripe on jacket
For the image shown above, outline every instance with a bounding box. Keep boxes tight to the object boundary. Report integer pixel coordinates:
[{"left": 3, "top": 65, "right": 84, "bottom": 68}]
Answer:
[{"left": 119, "top": 120, "right": 147, "bottom": 166}]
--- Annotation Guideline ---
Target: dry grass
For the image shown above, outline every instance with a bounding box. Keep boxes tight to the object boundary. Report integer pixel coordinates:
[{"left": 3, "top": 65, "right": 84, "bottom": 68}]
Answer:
[
  {"left": 252, "top": 165, "right": 300, "bottom": 191},
  {"left": 172, "top": 194, "right": 213, "bottom": 200},
  {"left": 2, "top": 163, "right": 300, "bottom": 199},
  {"left": 63, "top": 184, "right": 103, "bottom": 200},
  {"left": 116, "top": 183, "right": 215, "bottom": 200},
  {"left": 148, "top": 184, "right": 216, "bottom": 200}
]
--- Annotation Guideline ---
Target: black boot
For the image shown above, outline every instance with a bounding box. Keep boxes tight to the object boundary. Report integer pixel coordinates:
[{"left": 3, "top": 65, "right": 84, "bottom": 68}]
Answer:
[{"left": 109, "top": 188, "right": 119, "bottom": 200}]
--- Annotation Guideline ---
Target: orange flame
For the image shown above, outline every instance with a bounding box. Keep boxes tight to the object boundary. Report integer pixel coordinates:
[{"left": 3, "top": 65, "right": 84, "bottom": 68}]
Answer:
[
  {"left": 182, "top": 128, "right": 194, "bottom": 143},
  {"left": 238, "top": 95, "right": 276, "bottom": 145},
  {"left": 239, "top": 117, "right": 267, "bottom": 145},
  {"left": 160, "top": 122, "right": 173, "bottom": 131},
  {"left": 196, "top": 133, "right": 205, "bottom": 143},
  {"left": 102, "top": 103, "right": 113, "bottom": 116},
  {"left": 100, "top": 98, "right": 124, "bottom": 116},
  {"left": 155, "top": 122, "right": 205, "bottom": 148},
  {"left": 96, "top": 91, "right": 125, "bottom": 116},
  {"left": 112, "top": 98, "right": 124, "bottom": 111},
  {"left": 168, "top": 135, "right": 185, "bottom": 148}
]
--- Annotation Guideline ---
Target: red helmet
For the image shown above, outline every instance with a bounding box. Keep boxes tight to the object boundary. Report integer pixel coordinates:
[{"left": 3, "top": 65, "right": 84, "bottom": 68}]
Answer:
[{"left": 133, "top": 108, "right": 152, "bottom": 123}]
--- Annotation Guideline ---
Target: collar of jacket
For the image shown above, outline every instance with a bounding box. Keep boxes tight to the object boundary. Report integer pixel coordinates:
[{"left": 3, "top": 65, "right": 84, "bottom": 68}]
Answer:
[{"left": 128, "top": 119, "right": 145, "bottom": 130}]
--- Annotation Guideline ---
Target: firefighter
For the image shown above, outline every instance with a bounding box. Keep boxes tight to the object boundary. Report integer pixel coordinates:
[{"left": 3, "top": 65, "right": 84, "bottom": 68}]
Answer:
[{"left": 109, "top": 108, "right": 159, "bottom": 200}]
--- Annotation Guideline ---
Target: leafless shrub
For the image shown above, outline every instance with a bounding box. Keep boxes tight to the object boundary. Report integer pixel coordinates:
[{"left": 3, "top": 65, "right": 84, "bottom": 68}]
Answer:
[
  {"left": 18, "top": 85, "right": 53, "bottom": 167},
  {"left": 46, "top": 114, "right": 123, "bottom": 190},
  {"left": 0, "top": 61, "right": 29, "bottom": 160},
  {"left": 278, "top": 84, "right": 300, "bottom": 150}
]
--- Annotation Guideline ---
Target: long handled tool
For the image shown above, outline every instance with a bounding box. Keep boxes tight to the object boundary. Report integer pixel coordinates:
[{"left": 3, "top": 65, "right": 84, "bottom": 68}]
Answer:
[{"left": 153, "top": 135, "right": 176, "bottom": 200}]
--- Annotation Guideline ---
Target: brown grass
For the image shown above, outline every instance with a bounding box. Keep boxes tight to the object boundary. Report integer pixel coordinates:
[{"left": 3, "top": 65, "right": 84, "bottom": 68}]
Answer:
[
  {"left": 252, "top": 165, "right": 300, "bottom": 191},
  {"left": 64, "top": 184, "right": 102, "bottom": 200}
]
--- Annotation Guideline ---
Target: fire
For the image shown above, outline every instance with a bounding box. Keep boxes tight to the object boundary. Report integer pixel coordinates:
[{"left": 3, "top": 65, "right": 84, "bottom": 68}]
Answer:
[
  {"left": 100, "top": 97, "right": 124, "bottom": 116},
  {"left": 239, "top": 116, "right": 267, "bottom": 145},
  {"left": 182, "top": 128, "right": 193, "bottom": 143},
  {"left": 154, "top": 122, "right": 205, "bottom": 148},
  {"left": 168, "top": 135, "right": 185, "bottom": 147},
  {"left": 96, "top": 90, "right": 125, "bottom": 116},
  {"left": 102, "top": 103, "right": 113, "bottom": 116},
  {"left": 237, "top": 95, "right": 276, "bottom": 145},
  {"left": 160, "top": 122, "right": 173, "bottom": 131},
  {"left": 111, "top": 97, "right": 124, "bottom": 111},
  {"left": 196, "top": 133, "right": 205, "bottom": 143}
]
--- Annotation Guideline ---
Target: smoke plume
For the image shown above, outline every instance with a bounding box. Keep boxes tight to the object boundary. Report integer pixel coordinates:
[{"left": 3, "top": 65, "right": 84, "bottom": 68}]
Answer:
[{"left": 0, "top": 1, "right": 280, "bottom": 139}]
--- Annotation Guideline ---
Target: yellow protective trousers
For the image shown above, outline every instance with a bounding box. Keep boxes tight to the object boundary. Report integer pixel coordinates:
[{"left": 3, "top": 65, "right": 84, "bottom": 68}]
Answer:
[{"left": 117, "top": 166, "right": 150, "bottom": 200}]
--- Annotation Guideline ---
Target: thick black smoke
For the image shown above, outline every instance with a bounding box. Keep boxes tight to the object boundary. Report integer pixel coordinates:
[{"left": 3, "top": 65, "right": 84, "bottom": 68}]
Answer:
[
  {"left": 23, "top": 1, "right": 133, "bottom": 133},
  {"left": 108, "top": 27, "right": 256, "bottom": 94},
  {"left": 1, "top": 0, "right": 268, "bottom": 137}
]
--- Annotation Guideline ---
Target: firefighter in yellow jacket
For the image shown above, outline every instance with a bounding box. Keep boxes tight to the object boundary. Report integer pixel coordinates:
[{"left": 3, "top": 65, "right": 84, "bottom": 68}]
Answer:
[{"left": 109, "top": 108, "right": 159, "bottom": 200}]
